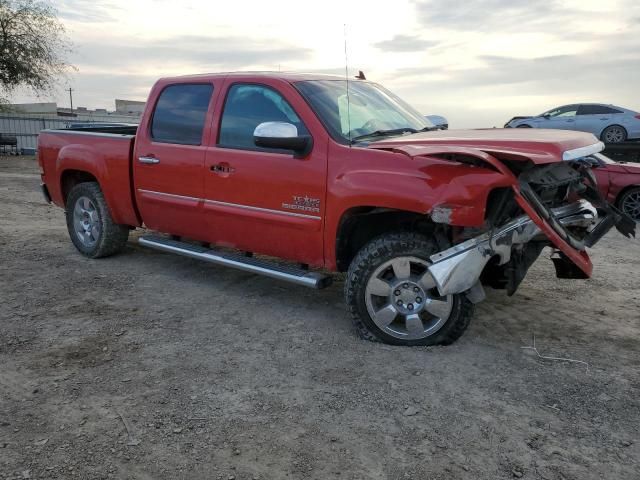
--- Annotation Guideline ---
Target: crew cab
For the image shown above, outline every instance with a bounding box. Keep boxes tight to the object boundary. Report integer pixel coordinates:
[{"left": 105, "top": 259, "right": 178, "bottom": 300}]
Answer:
[{"left": 38, "top": 72, "right": 636, "bottom": 346}]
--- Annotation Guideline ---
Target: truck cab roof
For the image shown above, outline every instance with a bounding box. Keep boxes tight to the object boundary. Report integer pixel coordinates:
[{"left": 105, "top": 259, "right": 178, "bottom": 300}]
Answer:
[{"left": 158, "top": 71, "right": 350, "bottom": 85}]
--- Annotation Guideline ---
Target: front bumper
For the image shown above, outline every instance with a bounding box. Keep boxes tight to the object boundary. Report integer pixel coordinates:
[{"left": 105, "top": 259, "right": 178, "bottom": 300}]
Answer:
[{"left": 428, "top": 200, "right": 600, "bottom": 296}]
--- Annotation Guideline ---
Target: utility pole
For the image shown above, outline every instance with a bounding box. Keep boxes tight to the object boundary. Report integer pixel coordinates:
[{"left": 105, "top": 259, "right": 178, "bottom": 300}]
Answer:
[{"left": 67, "top": 88, "right": 74, "bottom": 112}]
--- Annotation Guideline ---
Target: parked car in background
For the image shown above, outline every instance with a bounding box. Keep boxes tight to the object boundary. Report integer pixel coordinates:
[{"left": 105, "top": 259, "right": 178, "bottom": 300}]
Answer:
[
  {"left": 505, "top": 104, "right": 640, "bottom": 143},
  {"left": 425, "top": 115, "right": 448, "bottom": 130},
  {"left": 593, "top": 153, "right": 640, "bottom": 221}
]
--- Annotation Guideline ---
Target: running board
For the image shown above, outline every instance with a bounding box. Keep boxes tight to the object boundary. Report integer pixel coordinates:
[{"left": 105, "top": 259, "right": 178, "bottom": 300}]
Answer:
[{"left": 138, "top": 235, "right": 332, "bottom": 289}]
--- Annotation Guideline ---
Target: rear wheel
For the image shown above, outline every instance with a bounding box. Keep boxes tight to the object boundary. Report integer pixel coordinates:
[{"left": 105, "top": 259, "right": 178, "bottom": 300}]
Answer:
[
  {"left": 345, "top": 232, "right": 473, "bottom": 346},
  {"left": 618, "top": 187, "right": 640, "bottom": 221},
  {"left": 65, "top": 182, "right": 129, "bottom": 258},
  {"left": 601, "top": 125, "right": 627, "bottom": 143}
]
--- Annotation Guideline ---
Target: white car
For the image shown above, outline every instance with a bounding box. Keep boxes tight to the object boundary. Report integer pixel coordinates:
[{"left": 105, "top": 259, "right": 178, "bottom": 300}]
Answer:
[{"left": 505, "top": 103, "right": 640, "bottom": 143}]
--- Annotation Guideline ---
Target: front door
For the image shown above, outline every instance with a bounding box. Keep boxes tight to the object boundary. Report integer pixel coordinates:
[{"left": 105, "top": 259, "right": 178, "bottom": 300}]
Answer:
[
  {"left": 203, "top": 81, "right": 327, "bottom": 266},
  {"left": 541, "top": 104, "right": 579, "bottom": 130},
  {"left": 133, "top": 82, "right": 217, "bottom": 238}
]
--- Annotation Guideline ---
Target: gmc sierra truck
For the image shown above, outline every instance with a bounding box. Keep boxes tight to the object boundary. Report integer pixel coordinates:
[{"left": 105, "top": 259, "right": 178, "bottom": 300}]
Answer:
[{"left": 38, "top": 72, "right": 635, "bottom": 346}]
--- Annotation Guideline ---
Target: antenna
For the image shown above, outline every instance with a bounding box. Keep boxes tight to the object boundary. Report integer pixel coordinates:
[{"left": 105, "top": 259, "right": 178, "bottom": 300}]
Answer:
[
  {"left": 67, "top": 87, "right": 74, "bottom": 112},
  {"left": 344, "top": 24, "right": 352, "bottom": 146}
]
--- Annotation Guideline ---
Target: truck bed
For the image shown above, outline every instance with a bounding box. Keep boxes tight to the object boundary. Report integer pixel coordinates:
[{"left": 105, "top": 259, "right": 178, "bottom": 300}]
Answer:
[{"left": 38, "top": 128, "right": 140, "bottom": 227}]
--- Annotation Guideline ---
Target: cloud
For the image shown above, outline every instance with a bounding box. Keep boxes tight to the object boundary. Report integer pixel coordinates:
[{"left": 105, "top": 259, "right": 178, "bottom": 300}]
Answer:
[
  {"left": 56, "top": 0, "right": 121, "bottom": 23},
  {"left": 412, "top": 0, "right": 573, "bottom": 33},
  {"left": 374, "top": 35, "right": 438, "bottom": 52},
  {"left": 71, "top": 35, "right": 312, "bottom": 71}
]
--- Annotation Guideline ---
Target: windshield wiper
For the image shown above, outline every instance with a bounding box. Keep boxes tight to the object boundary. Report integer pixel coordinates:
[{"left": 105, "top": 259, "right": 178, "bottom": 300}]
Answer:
[{"left": 350, "top": 127, "right": 418, "bottom": 143}]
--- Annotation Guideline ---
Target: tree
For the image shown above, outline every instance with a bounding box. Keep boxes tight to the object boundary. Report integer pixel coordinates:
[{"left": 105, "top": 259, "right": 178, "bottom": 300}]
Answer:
[{"left": 0, "top": 0, "right": 71, "bottom": 103}]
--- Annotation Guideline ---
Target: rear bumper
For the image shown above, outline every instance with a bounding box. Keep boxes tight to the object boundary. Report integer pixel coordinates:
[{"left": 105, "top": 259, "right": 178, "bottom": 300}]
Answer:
[{"left": 428, "top": 200, "right": 601, "bottom": 296}]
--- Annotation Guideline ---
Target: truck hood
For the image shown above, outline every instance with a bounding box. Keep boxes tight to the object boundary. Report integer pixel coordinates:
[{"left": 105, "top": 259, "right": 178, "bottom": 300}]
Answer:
[{"left": 368, "top": 128, "right": 604, "bottom": 165}]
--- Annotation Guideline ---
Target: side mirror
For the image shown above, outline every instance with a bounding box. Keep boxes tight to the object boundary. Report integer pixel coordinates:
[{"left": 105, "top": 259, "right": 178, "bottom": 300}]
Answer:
[
  {"left": 253, "top": 122, "right": 313, "bottom": 158},
  {"left": 424, "top": 115, "right": 448, "bottom": 130},
  {"left": 542, "top": 113, "right": 551, "bottom": 119}
]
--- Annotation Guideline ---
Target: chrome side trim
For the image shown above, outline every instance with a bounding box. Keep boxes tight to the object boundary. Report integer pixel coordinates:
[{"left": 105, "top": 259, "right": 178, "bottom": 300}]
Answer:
[
  {"left": 562, "top": 142, "right": 604, "bottom": 161},
  {"left": 204, "top": 198, "right": 321, "bottom": 220},
  {"left": 137, "top": 189, "right": 200, "bottom": 202},
  {"left": 136, "top": 189, "right": 322, "bottom": 220},
  {"left": 138, "top": 235, "right": 332, "bottom": 289}
]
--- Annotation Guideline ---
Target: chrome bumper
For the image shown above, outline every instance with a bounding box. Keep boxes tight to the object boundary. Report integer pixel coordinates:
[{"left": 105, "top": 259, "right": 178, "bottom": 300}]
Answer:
[{"left": 428, "top": 200, "right": 598, "bottom": 296}]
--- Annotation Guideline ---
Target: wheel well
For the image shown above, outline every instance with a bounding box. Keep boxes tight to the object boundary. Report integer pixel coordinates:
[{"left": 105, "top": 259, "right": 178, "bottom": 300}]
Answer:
[
  {"left": 615, "top": 184, "right": 640, "bottom": 207},
  {"left": 516, "top": 124, "right": 532, "bottom": 128},
  {"left": 335, "top": 208, "right": 436, "bottom": 271},
  {"left": 61, "top": 170, "right": 98, "bottom": 205}
]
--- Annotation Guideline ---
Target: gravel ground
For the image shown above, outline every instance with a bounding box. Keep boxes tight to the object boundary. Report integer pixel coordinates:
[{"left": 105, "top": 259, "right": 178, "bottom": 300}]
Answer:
[{"left": 1, "top": 156, "right": 639, "bottom": 480}]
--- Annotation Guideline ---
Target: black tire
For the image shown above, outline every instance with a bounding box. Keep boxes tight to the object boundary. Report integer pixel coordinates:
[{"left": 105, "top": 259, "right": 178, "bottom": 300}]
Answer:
[
  {"left": 617, "top": 186, "right": 640, "bottom": 221},
  {"left": 345, "top": 232, "right": 474, "bottom": 346},
  {"left": 65, "top": 182, "right": 129, "bottom": 258},
  {"left": 516, "top": 124, "right": 532, "bottom": 128},
  {"left": 601, "top": 125, "right": 627, "bottom": 143}
]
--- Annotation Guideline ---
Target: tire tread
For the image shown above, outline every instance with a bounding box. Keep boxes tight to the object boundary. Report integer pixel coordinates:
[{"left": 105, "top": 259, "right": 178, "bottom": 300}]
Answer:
[{"left": 65, "top": 182, "right": 129, "bottom": 258}]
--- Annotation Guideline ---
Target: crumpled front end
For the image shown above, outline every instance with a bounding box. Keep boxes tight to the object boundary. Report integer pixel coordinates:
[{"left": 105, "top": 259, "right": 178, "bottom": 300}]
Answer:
[
  {"left": 426, "top": 149, "right": 636, "bottom": 300},
  {"left": 429, "top": 200, "right": 598, "bottom": 296}
]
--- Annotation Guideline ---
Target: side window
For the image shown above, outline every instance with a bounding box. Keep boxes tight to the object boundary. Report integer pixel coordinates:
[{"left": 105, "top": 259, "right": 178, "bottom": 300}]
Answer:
[
  {"left": 578, "top": 105, "right": 623, "bottom": 115},
  {"left": 151, "top": 84, "right": 213, "bottom": 145},
  {"left": 598, "top": 106, "right": 623, "bottom": 114},
  {"left": 218, "top": 84, "right": 309, "bottom": 150},
  {"left": 550, "top": 105, "right": 578, "bottom": 117}
]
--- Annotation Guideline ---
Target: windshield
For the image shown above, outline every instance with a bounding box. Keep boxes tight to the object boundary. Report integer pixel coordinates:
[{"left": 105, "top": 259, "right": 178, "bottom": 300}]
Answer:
[{"left": 295, "top": 80, "right": 433, "bottom": 144}]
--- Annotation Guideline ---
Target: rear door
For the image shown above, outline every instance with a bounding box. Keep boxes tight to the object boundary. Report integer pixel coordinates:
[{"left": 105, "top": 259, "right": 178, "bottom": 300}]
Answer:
[
  {"left": 133, "top": 81, "right": 218, "bottom": 238},
  {"left": 202, "top": 79, "right": 328, "bottom": 266},
  {"left": 576, "top": 104, "right": 624, "bottom": 138}
]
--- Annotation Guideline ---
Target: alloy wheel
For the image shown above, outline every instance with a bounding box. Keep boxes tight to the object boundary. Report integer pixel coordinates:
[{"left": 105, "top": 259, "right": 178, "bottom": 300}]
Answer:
[
  {"left": 364, "top": 256, "right": 453, "bottom": 340},
  {"left": 73, "top": 196, "right": 101, "bottom": 247},
  {"left": 621, "top": 190, "right": 640, "bottom": 221},
  {"left": 604, "top": 126, "right": 625, "bottom": 143}
]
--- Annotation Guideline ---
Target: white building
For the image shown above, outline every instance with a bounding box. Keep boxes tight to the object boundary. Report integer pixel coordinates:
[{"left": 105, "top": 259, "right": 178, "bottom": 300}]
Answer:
[{"left": 1, "top": 101, "right": 143, "bottom": 154}]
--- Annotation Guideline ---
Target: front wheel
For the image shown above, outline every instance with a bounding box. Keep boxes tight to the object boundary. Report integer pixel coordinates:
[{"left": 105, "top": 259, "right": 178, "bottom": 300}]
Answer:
[
  {"left": 345, "top": 232, "right": 474, "bottom": 346},
  {"left": 65, "top": 182, "right": 130, "bottom": 258},
  {"left": 618, "top": 187, "right": 640, "bottom": 222}
]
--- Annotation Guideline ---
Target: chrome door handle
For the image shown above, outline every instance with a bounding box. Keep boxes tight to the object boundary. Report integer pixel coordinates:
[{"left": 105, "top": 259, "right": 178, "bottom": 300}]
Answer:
[{"left": 138, "top": 156, "right": 160, "bottom": 164}]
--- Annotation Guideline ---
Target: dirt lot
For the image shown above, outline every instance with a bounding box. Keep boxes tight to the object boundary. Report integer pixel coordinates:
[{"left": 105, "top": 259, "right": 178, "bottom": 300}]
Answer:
[{"left": 1, "top": 156, "right": 639, "bottom": 480}]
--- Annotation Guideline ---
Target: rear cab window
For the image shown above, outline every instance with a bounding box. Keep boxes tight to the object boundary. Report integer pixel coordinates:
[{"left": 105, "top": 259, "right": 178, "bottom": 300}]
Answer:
[
  {"left": 151, "top": 84, "right": 214, "bottom": 145},
  {"left": 218, "top": 83, "right": 309, "bottom": 152}
]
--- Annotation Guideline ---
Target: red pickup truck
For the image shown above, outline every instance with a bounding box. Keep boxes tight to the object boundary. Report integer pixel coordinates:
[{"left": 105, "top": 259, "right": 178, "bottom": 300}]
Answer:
[{"left": 38, "top": 72, "right": 635, "bottom": 346}]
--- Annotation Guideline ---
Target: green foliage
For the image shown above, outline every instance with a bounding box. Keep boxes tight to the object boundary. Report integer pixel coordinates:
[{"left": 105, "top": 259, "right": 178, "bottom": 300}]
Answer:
[{"left": 0, "top": 0, "right": 71, "bottom": 101}]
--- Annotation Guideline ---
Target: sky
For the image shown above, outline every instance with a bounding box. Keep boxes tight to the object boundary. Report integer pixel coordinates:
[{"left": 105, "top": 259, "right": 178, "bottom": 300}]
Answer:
[{"left": 12, "top": 0, "right": 640, "bottom": 128}]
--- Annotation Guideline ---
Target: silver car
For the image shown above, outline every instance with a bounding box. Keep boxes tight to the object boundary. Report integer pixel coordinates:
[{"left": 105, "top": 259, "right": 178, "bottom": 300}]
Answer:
[{"left": 505, "top": 103, "right": 640, "bottom": 143}]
